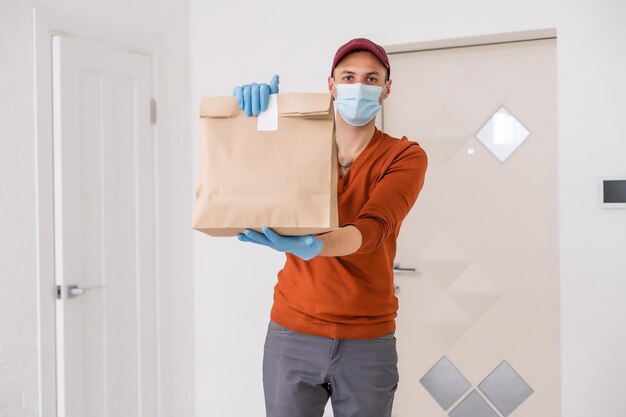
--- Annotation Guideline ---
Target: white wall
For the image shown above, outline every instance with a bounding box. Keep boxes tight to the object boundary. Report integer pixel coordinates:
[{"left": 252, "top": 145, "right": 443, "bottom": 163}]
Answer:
[
  {"left": 557, "top": 2, "right": 626, "bottom": 416},
  {"left": 0, "top": 0, "right": 193, "bottom": 416},
  {"left": 190, "top": 0, "right": 626, "bottom": 416},
  {"left": 1, "top": 2, "right": 39, "bottom": 413}
]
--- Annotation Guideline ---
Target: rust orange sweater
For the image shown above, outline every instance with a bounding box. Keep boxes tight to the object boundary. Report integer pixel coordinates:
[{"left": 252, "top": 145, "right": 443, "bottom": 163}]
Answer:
[{"left": 270, "top": 127, "right": 428, "bottom": 339}]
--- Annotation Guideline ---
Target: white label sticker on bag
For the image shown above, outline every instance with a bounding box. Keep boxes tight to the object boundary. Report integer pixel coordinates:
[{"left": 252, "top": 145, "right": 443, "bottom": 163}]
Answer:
[{"left": 257, "top": 94, "right": 278, "bottom": 131}]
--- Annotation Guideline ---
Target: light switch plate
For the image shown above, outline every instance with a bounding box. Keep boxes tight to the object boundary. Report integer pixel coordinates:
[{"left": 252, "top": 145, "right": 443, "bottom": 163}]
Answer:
[{"left": 599, "top": 177, "right": 626, "bottom": 208}]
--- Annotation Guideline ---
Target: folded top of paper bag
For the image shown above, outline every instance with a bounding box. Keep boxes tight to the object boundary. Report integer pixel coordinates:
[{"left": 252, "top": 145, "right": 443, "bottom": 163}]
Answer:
[{"left": 199, "top": 93, "right": 333, "bottom": 119}]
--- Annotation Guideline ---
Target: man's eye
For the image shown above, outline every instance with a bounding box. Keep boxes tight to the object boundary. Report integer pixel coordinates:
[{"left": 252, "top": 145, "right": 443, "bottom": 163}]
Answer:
[{"left": 368, "top": 77, "right": 378, "bottom": 82}]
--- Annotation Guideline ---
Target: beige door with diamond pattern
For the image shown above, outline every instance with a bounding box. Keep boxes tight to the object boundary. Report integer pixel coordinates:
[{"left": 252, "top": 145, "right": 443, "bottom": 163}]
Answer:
[{"left": 383, "top": 38, "right": 560, "bottom": 417}]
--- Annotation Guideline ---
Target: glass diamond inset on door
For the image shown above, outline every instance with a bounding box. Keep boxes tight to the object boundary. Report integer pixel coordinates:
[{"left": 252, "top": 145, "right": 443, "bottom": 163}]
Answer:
[
  {"left": 475, "top": 106, "right": 529, "bottom": 162},
  {"left": 420, "top": 356, "right": 471, "bottom": 410},
  {"left": 477, "top": 360, "right": 534, "bottom": 416},
  {"left": 449, "top": 390, "right": 500, "bottom": 417}
]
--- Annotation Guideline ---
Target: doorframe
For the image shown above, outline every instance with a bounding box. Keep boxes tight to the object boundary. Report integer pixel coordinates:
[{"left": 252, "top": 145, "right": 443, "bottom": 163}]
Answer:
[{"left": 33, "top": 7, "right": 161, "bottom": 416}]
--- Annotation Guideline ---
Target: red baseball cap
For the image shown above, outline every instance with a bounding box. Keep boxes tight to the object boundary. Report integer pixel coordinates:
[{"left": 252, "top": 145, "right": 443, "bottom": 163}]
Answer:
[{"left": 331, "top": 38, "right": 390, "bottom": 79}]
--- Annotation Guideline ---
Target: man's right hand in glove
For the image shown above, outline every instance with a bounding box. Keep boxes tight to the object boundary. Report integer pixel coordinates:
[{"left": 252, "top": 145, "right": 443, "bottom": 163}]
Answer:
[{"left": 232, "top": 74, "right": 280, "bottom": 116}]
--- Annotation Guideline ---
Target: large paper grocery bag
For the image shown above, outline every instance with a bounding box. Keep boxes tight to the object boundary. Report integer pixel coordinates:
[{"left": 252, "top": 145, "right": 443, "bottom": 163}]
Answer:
[{"left": 192, "top": 93, "right": 339, "bottom": 237}]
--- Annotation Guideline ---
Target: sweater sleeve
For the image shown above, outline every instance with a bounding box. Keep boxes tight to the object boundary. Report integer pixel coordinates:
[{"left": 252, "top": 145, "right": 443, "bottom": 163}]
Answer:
[{"left": 347, "top": 142, "right": 428, "bottom": 255}]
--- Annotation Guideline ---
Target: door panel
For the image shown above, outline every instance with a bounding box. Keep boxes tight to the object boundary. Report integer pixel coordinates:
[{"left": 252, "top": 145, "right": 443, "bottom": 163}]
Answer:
[
  {"left": 384, "top": 39, "right": 560, "bottom": 416},
  {"left": 52, "top": 35, "right": 157, "bottom": 417}
]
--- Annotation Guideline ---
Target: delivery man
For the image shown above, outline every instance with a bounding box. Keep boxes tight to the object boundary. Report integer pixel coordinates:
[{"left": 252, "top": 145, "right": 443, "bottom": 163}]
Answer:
[{"left": 234, "top": 38, "right": 428, "bottom": 417}]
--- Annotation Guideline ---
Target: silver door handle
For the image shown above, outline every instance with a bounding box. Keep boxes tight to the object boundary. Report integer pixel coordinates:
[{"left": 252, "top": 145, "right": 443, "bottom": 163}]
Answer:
[
  {"left": 393, "top": 263, "right": 417, "bottom": 274},
  {"left": 67, "top": 284, "right": 105, "bottom": 298}
]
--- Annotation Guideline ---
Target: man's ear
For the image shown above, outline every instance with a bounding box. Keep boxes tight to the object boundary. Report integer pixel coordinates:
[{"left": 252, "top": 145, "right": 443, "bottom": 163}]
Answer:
[
  {"left": 327, "top": 76, "right": 336, "bottom": 99},
  {"left": 383, "top": 79, "right": 392, "bottom": 99},
  {"left": 380, "top": 79, "right": 392, "bottom": 104}
]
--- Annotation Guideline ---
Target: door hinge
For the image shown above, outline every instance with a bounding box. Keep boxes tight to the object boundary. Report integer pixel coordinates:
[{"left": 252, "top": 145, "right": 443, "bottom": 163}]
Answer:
[
  {"left": 56, "top": 285, "right": 62, "bottom": 300},
  {"left": 150, "top": 98, "right": 157, "bottom": 124}
]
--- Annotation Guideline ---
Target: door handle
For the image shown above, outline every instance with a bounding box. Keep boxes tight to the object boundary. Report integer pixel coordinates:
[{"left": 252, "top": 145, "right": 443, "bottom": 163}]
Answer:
[
  {"left": 393, "top": 263, "right": 417, "bottom": 274},
  {"left": 67, "top": 284, "right": 105, "bottom": 298},
  {"left": 393, "top": 263, "right": 417, "bottom": 295}
]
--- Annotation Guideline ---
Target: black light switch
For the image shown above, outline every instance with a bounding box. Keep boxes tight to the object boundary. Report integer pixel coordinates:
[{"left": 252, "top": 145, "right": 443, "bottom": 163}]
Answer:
[{"left": 603, "top": 180, "right": 626, "bottom": 203}]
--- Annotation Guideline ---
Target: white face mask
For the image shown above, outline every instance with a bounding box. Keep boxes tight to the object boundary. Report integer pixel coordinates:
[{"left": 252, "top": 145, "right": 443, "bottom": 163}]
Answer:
[{"left": 332, "top": 80, "right": 386, "bottom": 126}]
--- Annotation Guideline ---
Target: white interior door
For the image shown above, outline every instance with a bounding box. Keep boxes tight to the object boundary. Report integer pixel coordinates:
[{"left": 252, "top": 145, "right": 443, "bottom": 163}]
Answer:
[
  {"left": 384, "top": 39, "right": 560, "bottom": 416},
  {"left": 52, "top": 34, "right": 158, "bottom": 417}
]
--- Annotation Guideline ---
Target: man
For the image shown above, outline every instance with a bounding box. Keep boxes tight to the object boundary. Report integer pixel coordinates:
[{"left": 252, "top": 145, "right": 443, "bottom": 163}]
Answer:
[{"left": 234, "top": 38, "right": 428, "bottom": 417}]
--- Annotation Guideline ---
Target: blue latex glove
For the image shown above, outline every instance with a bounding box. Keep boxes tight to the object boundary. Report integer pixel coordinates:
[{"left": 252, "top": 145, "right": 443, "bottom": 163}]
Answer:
[
  {"left": 232, "top": 74, "right": 280, "bottom": 116},
  {"left": 237, "top": 226, "right": 323, "bottom": 261}
]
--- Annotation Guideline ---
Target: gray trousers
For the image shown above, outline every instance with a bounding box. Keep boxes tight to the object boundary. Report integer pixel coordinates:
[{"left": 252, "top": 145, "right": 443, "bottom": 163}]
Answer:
[{"left": 263, "top": 320, "right": 399, "bottom": 417}]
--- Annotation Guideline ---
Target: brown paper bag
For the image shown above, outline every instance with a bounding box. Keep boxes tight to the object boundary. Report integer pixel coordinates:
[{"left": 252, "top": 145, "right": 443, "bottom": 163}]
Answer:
[{"left": 192, "top": 93, "right": 339, "bottom": 237}]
